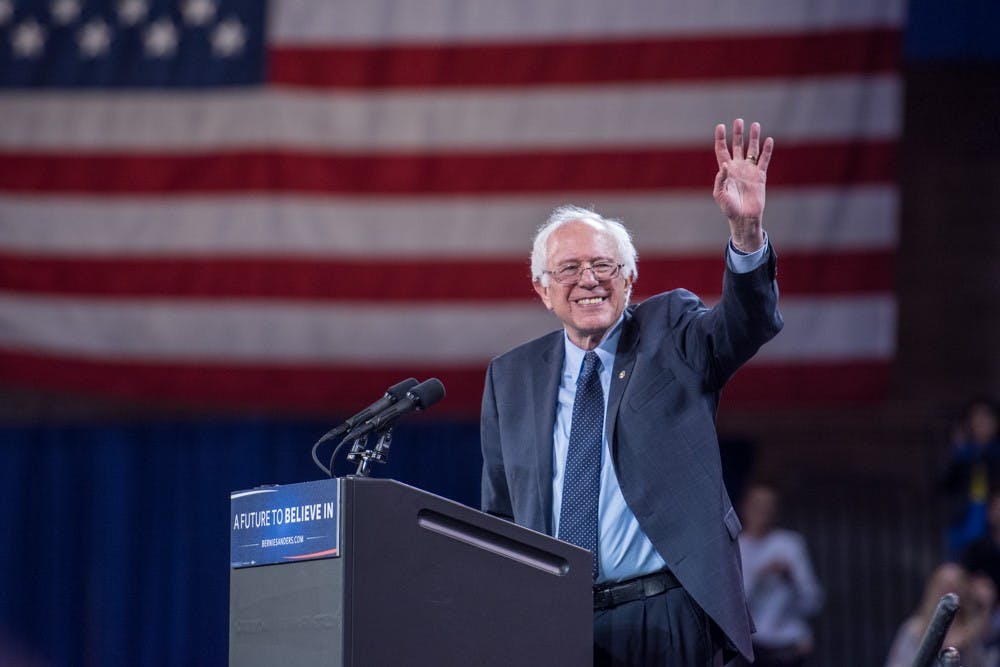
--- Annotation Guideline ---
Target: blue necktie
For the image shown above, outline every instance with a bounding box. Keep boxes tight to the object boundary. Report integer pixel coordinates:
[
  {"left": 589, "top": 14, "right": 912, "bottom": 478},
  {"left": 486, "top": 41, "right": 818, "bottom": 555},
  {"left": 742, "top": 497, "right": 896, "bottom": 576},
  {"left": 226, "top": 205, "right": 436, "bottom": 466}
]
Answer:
[{"left": 558, "top": 350, "right": 604, "bottom": 580}]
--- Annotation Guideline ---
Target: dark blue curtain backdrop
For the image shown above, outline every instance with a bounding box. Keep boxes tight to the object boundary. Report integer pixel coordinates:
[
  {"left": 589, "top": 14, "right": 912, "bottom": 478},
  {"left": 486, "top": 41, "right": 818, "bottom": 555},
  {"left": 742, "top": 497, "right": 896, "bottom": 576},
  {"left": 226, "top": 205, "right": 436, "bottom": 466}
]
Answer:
[{"left": 0, "top": 419, "right": 480, "bottom": 666}]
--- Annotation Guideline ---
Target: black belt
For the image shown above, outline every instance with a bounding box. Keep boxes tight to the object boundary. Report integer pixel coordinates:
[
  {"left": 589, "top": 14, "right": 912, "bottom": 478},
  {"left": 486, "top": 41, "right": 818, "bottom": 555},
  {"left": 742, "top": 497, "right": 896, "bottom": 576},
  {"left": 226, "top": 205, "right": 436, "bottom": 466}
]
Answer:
[{"left": 593, "top": 570, "right": 682, "bottom": 610}]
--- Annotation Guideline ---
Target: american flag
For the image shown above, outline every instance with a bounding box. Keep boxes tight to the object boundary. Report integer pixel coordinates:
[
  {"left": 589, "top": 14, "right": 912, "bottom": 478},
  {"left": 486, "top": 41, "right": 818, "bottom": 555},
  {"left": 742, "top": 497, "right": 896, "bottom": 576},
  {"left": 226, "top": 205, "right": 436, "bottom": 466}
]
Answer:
[{"left": 0, "top": 0, "right": 903, "bottom": 416}]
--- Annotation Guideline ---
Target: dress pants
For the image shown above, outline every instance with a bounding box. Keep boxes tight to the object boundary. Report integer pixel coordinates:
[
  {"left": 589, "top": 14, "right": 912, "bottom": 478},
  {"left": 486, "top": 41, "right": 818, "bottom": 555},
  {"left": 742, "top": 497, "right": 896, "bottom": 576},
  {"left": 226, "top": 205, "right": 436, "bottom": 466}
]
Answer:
[{"left": 593, "top": 585, "right": 724, "bottom": 666}]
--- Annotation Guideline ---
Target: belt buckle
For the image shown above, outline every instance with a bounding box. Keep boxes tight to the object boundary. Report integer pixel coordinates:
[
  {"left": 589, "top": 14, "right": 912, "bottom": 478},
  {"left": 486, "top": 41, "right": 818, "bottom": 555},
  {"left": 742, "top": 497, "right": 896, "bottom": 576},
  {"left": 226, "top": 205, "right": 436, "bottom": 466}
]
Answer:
[
  {"left": 594, "top": 573, "right": 670, "bottom": 610},
  {"left": 641, "top": 574, "right": 662, "bottom": 599}
]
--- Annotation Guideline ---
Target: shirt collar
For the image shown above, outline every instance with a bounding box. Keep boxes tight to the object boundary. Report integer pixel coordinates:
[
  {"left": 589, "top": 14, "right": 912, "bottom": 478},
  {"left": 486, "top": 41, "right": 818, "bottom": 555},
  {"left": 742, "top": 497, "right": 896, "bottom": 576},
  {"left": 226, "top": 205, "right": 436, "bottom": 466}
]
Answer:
[{"left": 562, "top": 315, "right": 624, "bottom": 378}]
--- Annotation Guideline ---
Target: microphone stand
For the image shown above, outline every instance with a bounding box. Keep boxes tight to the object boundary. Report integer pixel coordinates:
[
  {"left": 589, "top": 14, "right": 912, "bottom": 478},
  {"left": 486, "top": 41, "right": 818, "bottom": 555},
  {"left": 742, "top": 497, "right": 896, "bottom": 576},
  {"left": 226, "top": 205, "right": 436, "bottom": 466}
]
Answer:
[{"left": 345, "top": 427, "right": 394, "bottom": 478}]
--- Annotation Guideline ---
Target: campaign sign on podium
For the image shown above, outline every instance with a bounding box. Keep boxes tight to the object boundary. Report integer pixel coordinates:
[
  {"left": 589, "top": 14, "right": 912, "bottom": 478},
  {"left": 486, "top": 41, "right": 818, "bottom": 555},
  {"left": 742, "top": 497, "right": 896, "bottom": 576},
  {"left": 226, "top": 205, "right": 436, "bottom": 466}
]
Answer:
[{"left": 230, "top": 479, "right": 340, "bottom": 568}]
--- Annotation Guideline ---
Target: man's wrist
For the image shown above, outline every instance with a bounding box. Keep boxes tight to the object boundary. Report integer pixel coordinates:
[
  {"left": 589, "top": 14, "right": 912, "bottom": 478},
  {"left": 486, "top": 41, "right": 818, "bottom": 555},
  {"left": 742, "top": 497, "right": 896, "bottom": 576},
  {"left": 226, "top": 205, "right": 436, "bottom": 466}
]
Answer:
[
  {"left": 730, "top": 233, "right": 765, "bottom": 254},
  {"left": 729, "top": 219, "right": 764, "bottom": 253},
  {"left": 727, "top": 232, "right": 769, "bottom": 273}
]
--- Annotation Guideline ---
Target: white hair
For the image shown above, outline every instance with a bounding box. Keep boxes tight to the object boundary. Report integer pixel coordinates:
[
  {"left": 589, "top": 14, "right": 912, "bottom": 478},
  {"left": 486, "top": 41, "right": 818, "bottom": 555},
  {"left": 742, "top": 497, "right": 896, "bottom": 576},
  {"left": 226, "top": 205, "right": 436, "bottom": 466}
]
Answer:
[{"left": 530, "top": 205, "right": 638, "bottom": 286}]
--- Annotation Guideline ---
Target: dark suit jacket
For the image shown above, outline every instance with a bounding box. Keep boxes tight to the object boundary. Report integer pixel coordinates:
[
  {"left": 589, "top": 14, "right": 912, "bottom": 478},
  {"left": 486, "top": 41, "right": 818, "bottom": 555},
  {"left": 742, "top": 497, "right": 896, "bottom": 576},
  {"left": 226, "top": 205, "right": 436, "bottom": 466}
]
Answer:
[{"left": 480, "top": 247, "right": 782, "bottom": 661}]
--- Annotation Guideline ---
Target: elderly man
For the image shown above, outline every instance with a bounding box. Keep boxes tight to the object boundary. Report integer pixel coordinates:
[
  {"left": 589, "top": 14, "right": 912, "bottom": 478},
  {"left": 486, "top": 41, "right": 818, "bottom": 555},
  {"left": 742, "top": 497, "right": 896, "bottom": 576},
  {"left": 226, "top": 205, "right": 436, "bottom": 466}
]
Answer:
[{"left": 480, "top": 119, "right": 783, "bottom": 666}]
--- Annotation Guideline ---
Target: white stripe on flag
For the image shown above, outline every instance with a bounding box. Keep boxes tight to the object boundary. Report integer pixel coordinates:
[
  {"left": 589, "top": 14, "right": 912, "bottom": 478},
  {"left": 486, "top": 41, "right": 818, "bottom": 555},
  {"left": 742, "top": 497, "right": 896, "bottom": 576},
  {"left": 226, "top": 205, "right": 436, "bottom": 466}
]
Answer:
[
  {"left": 0, "top": 293, "right": 894, "bottom": 364},
  {"left": 0, "top": 188, "right": 897, "bottom": 256},
  {"left": 272, "top": 0, "right": 906, "bottom": 44},
  {"left": 0, "top": 77, "right": 900, "bottom": 151}
]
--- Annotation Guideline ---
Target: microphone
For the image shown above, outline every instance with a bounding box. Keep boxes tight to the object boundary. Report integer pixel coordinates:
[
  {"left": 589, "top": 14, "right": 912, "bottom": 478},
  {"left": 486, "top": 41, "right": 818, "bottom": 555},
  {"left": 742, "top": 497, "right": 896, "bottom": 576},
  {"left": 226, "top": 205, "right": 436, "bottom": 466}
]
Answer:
[
  {"left": 321, "top": 378, "right": 418, "bottom": 442},
  {"left": 912, "top": 593, "right": 960, "bottom": 667},
  {"left": 348, "top": 378, "right": 446, "bottom": 439}
]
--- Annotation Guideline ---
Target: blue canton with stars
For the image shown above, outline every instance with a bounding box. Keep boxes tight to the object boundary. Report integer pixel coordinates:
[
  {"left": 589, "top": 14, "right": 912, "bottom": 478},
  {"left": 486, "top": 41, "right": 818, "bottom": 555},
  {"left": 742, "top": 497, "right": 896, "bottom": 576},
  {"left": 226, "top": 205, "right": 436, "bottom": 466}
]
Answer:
[
  {"left": 0, "top": 0, "right": 265, "bottom": 88},
  {"left": 557, "top": 350, "right": 605, "bottom": 581}
]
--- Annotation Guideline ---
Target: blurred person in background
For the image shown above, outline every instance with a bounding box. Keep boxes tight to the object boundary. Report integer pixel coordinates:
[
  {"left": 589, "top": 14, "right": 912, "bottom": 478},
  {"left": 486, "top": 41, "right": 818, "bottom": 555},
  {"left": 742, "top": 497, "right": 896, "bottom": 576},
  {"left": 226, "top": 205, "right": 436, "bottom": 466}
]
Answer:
[
  {"left": 963, "top": 491, "right": 1000, "bottom": 652},
  {"left": 733, "top": 483, "right": 822, "bottom": 667},
  {"left": 941, "top": 398, "right": 1000, "bottom": 559},
  {"left": 963, "top": 491, "right": 1000, "bottom": 597},
  {"left": 885, "top": 563, "right": 997, "bottom": 667}
]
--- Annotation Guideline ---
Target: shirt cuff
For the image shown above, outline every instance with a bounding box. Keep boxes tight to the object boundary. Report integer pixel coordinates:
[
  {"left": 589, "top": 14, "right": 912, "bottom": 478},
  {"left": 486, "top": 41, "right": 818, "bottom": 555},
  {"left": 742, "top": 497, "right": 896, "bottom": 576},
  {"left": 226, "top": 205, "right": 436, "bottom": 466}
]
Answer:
[{"left": 727, "top": 232, "right": 769, "bottom": 274}]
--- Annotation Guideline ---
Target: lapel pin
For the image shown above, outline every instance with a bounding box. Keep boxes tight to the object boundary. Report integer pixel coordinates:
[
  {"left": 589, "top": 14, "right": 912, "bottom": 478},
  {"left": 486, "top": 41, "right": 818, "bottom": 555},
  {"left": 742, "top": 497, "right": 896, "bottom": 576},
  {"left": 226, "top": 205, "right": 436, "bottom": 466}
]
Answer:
[{"left": 618, "top": 371, "right": 626, "bottom": 380}]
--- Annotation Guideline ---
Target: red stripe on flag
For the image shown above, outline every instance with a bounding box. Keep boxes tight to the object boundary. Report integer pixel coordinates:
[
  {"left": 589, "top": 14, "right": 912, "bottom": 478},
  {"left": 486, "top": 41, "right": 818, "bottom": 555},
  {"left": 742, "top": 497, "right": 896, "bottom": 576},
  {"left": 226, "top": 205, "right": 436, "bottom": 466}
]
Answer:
[
  {"left": 0, "top": 141, "right": 896, "bottom": 194},
  {"left": 0, "top": 348, "right": 890, "bottom": 414},
  {"left": 269, "top": 28, "right": 901, "bottom": 89},
  {"left": 0, "top": 349, "right": 489, "bottom": 415},
  {"left": 0, "top": 250, "right": 894, "bottom": 300}
]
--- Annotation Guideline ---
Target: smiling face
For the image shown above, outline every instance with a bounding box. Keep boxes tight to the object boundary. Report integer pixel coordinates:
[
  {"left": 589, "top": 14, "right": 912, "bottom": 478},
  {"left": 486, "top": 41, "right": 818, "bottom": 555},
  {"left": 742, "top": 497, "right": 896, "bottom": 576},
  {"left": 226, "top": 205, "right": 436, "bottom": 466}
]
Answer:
[{"left": 533, "top": 219, "right": 634, "bottom": 350}]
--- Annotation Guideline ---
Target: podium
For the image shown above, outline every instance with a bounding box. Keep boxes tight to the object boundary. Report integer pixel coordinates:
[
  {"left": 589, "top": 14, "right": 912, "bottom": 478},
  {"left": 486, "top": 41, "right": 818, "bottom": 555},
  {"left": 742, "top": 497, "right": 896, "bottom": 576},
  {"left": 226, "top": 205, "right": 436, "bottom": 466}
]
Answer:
[{"left": 229, "top": 477, "right": 592, "bottom": 666}]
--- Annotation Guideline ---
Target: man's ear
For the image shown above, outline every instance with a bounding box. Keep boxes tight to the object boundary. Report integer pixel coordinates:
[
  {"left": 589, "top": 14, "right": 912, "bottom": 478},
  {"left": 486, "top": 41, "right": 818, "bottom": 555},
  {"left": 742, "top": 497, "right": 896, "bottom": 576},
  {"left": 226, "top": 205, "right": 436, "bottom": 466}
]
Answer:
[{"left": 533, "top": 280, "right": 553, "bottom": 311}]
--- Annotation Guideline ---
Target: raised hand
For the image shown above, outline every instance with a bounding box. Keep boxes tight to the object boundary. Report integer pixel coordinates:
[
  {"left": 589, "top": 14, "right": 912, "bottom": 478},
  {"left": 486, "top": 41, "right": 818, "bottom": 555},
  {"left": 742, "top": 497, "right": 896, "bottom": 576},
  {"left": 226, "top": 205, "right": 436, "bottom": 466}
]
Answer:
[{"left": 713, "top": 119, "right": 773, "bottom": 252}]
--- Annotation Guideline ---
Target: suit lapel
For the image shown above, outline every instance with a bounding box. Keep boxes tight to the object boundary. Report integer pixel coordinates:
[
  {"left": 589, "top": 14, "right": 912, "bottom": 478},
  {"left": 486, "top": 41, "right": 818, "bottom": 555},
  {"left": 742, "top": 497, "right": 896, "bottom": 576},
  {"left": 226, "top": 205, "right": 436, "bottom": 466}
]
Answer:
[
  {"left": 606, "top": 308, "right": 639, "bottom": 448},
  {"left": 533, "top": 333, "right": 563, "bottom": 535}
]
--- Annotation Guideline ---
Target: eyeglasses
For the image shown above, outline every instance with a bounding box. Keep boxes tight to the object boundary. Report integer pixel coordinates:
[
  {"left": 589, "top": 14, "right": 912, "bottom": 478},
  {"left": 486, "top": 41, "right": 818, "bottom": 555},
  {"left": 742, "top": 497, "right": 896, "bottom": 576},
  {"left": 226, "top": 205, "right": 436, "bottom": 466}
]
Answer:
[{"left": 544, "top": 261, "right": 624, "bottom": 285}]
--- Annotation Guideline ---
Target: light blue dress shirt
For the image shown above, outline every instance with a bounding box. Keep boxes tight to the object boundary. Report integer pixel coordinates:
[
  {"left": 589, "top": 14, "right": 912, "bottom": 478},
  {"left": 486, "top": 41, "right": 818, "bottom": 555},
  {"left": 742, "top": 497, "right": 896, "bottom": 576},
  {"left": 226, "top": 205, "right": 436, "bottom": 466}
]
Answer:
[{"left": 551, "top": 239, "right": 769, "bottom": 584}]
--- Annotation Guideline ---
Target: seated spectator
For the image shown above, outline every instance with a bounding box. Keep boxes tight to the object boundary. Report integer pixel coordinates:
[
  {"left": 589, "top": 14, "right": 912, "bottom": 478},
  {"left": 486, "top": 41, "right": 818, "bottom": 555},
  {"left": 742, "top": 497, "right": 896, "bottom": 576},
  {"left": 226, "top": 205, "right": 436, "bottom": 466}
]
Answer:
[
  {"left": 963, "top": 491, "right": 1000, "bottom": 651},
  {"left": 941, "top": 397, "right": 1000, "bottom": 559},
  {"left": 885, "top": 563, "right": 997, "bottom": 667},
  {"left": 735, "top": 483, "right": 823, "bottom": 667},
  {"left": 963, "top": 492, "right": 1000, "bottom": 596}
]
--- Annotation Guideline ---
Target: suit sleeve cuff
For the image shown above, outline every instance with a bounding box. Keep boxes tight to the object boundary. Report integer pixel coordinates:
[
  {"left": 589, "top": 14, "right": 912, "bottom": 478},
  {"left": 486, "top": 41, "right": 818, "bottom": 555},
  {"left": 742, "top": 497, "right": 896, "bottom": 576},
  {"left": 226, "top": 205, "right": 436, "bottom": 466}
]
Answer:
[{"left": 727, "top": 232, "right": 769, "bottom": 274}]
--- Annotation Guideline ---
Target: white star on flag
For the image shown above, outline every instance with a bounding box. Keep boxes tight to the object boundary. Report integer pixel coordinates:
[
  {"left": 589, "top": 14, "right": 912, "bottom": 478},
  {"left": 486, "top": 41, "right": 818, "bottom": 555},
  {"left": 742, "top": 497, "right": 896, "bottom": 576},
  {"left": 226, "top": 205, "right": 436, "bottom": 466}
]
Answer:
[
  {"left": 144, "top": 18, "right": 178, "bottom": 58},
  {"left": 12, "top": 19, "right": 46, "bottom": 58},
  {"left": 117, "top": 0, "right": 148, "bottom": 27},
  {"left": 50, "top": 0, "right": 81, "bottom": 25},
  {"left": 182, "top": 0, "right": 216, "bottom": 27},
  {"left": 78, "top": 18, "right": 112, "bottom": 58},
  {"left": 212, "top": 18, "right": 245, "bottom": 57}
]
